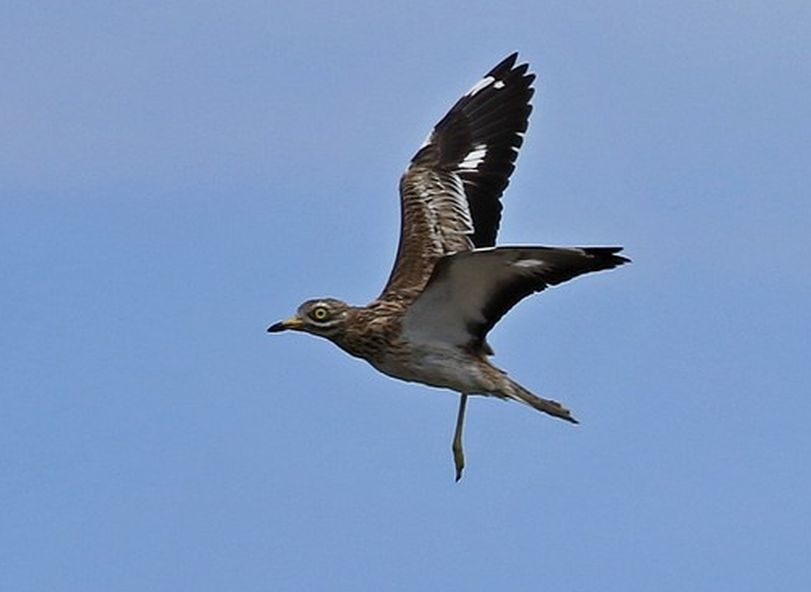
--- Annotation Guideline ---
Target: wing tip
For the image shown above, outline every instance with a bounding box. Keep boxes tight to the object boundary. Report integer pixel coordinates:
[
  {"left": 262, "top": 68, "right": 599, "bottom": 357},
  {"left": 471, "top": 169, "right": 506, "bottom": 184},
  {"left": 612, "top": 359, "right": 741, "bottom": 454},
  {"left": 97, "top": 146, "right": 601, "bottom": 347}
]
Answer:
[
  {"left": 582, "top": 246, "right": 632, "bottom": 268},
  {"left": 495, "top": 52, "right": 519, "bottom": 71},
  {"left": 491, "top": 51, "right": 528, "bottom": 75}
]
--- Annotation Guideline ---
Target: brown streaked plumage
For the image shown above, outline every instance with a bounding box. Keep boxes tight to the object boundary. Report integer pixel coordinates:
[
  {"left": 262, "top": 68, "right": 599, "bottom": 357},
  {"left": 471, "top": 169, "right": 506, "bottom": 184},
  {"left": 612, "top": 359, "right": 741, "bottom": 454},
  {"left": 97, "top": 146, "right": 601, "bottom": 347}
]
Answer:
[{"left": 268, "top": 53, "right": 629, "bottom": 480}]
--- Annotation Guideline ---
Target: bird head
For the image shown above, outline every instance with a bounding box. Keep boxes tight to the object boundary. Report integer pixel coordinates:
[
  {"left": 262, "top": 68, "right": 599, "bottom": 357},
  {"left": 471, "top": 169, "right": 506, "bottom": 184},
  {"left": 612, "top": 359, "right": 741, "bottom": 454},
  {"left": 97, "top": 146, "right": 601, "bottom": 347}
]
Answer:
[{"left": 267, "top": 298, "right": 352, "bottom": 339}]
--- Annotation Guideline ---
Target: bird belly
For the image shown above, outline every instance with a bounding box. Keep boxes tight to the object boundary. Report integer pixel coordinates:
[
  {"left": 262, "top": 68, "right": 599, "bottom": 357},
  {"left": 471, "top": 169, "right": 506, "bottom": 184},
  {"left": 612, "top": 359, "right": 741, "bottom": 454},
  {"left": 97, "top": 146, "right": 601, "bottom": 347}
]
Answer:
[{"left": 372, "top": 343, "right": 497, "bottom": 394}]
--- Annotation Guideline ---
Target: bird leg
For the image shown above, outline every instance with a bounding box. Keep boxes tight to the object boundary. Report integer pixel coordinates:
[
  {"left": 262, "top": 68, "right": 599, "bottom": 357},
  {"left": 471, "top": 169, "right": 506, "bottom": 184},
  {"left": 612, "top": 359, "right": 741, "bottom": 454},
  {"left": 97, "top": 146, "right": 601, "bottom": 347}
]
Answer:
[{"left": 452, "top": 393, "right": 469, "bottom": 481}]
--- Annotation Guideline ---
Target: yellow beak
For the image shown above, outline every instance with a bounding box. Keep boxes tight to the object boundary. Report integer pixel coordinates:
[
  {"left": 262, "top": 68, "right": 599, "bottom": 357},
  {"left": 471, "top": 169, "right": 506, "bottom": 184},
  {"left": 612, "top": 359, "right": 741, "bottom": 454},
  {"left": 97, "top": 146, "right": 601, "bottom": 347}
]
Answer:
[{"left": 267, "top": 316, "right": 304, "bottom": 333}]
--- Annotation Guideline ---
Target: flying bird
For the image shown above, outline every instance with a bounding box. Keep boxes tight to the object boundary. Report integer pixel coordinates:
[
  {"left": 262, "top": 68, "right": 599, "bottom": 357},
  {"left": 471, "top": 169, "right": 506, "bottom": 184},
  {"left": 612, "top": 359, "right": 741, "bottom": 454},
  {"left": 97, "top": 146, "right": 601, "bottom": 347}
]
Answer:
[{"left": 268, "top": 53, "right": 629, "bottom": 480}]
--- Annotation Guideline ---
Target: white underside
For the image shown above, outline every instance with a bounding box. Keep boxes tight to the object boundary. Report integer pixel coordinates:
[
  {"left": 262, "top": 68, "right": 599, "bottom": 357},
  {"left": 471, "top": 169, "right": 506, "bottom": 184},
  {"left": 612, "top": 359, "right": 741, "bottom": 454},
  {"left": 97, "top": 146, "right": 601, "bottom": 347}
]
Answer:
[{"left": 370, "top": 342, "right": 499, "bottom": 394}]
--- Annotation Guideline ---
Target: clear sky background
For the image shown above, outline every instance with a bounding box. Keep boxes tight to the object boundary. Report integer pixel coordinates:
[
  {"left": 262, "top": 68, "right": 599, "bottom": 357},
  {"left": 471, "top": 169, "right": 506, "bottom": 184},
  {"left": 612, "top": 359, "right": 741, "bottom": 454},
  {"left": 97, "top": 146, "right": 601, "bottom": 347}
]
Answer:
[{"left": 2, "top": 1, "right": 810, "bottom": 590}]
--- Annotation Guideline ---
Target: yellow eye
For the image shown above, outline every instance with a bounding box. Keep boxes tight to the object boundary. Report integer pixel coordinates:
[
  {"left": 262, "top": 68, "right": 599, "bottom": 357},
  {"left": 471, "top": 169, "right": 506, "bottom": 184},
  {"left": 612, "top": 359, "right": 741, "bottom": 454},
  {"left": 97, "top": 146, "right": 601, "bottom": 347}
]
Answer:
[{"left": 311, "top": 306, "right": 329, "bottom": 321}]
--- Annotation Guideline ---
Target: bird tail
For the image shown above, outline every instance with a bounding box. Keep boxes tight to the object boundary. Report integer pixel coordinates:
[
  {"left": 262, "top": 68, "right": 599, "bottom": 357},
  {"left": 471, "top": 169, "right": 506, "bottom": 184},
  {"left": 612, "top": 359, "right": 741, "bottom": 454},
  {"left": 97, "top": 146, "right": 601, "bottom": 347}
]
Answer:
[{"left": 503, "top": 379, "right": 579, "bottom": 424}]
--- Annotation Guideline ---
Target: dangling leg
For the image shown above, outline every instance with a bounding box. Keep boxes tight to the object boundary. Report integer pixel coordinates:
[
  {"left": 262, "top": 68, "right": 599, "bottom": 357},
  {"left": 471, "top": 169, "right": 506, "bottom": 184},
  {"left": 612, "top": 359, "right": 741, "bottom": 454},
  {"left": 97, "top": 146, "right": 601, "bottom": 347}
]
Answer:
[{"left": 451, "top": 393, "right": 469, "bottom": 482}]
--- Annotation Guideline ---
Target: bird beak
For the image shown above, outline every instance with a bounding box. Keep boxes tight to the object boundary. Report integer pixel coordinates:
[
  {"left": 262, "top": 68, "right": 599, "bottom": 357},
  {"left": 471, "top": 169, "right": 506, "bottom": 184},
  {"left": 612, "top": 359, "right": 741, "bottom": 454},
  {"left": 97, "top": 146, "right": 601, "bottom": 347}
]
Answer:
[{"left": 267, "top": 316, "right": 304, "bottom": 333}]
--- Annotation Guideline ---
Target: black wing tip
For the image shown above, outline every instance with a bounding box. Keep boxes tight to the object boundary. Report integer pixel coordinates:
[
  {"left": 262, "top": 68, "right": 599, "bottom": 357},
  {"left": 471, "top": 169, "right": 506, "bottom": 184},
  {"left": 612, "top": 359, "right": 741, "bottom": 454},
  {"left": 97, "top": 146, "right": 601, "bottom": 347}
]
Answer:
[
  {"left": 488, "top": 52, "right": 533, "bottom": 82},
  {"left": 491, "top": 52, "right": 519, "bottom": 73},
  {"left": 490, "top": 52, "right": 531, "bottom": 74},
  {"left": 582, "top": 246, "right": 632, "bottom": 268}
]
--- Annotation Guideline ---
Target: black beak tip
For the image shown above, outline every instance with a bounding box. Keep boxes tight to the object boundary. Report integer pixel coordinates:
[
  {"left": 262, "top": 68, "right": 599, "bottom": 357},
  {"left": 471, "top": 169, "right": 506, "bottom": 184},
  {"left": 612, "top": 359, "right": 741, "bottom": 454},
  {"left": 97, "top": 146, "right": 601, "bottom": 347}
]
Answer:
[{"left": 267, "top": 322, "right": 286, "bottom": 333}]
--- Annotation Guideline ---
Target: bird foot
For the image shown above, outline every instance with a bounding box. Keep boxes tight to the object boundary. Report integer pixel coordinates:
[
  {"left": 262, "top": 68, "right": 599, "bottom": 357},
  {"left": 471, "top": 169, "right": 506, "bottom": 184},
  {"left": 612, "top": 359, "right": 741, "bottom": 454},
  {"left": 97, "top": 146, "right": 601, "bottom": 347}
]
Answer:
[{"left": 453, "top": 442, "right": 465, "bottom": 482}]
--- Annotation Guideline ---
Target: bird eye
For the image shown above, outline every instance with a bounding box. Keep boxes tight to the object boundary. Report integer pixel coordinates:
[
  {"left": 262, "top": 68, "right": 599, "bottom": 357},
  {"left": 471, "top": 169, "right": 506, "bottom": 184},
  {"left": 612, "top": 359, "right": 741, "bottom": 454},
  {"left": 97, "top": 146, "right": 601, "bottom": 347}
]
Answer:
[{"left": 311, "top": 306, "right": 330, "bottom": 321}]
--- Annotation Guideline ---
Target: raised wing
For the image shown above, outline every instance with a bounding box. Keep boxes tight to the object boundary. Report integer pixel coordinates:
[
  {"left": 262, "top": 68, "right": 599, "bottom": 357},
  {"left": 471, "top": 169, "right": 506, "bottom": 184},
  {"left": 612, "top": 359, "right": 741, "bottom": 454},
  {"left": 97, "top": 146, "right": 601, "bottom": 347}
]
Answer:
[
  {"left": 401, "top": 246, "right": 630, "bottom": 354},
  {"left": 380, "top": 53, "right": 535, "bottom": 300}
]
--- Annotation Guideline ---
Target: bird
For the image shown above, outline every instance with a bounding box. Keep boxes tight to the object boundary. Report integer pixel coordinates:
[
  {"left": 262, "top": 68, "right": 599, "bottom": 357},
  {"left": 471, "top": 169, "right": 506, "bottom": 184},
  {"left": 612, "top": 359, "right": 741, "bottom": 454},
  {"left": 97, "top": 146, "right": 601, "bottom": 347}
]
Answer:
[{"left": 268, "top": 53, "right": 629, "bottom": 480}]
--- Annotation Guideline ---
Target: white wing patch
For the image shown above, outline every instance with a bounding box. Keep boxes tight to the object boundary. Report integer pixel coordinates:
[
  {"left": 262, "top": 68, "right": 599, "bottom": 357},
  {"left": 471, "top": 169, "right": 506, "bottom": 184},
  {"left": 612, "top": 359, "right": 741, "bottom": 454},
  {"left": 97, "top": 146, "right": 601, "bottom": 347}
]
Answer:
[
  {"left": 465, "top": 75, "right": 495, "bottom": 96},
  {"left": 465, "top": 75, "right": 507, "bottom": 97},
  {"left": 513, "top": 259, "right": 547, "bottom": 269},
  {"left": 457, "top": 143, "right": 488, "bottom": 170}
]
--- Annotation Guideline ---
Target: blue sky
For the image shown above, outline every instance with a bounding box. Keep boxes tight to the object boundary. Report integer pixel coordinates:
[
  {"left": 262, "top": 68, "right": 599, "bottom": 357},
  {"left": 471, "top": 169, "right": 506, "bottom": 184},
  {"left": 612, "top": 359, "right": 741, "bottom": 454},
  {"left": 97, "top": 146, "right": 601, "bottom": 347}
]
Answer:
[{"left": 2, "top": 1, "right": 810, "bottom": 590}]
